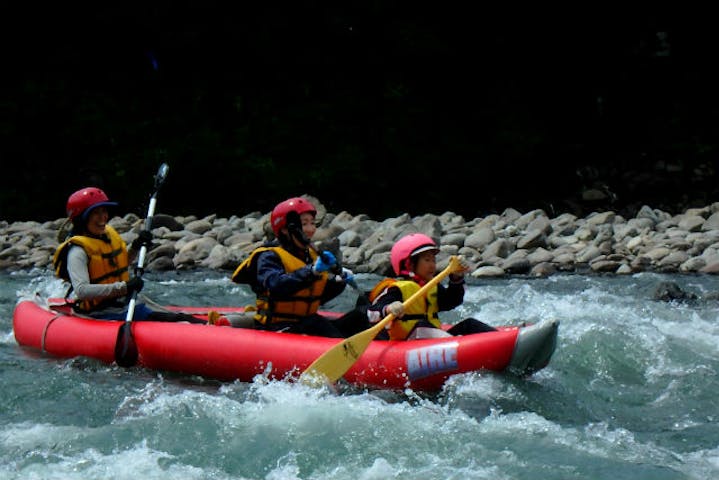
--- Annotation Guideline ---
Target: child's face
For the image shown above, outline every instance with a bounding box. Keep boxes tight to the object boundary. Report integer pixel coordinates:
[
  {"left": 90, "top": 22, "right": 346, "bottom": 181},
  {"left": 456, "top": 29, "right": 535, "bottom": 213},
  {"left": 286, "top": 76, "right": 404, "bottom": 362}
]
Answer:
[
  {"left": 288, "top": 212, "right": 317, "bottom": 248},
  {"left": 413, "top": 251, "right": 437, "bottom": 281},
  {"left": 300, "top": 212, "right": 316, "bottom": 239}
]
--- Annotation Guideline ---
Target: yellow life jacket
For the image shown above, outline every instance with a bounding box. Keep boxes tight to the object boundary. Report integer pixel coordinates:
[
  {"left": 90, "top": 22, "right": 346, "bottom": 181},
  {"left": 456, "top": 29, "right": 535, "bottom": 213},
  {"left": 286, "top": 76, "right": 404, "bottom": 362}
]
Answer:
[
  {"left": 369, "top": 278, "right": 440, "bottom": 340},
  {"left": 52, "top": 225, "right": 130, "bottom": 312},
  {"left": 231, "top": 246, "right": 328, "bottom": 324}
]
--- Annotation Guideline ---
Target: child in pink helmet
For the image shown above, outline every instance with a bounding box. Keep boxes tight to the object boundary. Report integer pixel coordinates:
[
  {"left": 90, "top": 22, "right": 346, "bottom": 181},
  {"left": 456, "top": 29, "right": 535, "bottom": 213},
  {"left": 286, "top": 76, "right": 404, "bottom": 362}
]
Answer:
[{"left": 367, "top": 233, "right": 496, "bottom": 340}]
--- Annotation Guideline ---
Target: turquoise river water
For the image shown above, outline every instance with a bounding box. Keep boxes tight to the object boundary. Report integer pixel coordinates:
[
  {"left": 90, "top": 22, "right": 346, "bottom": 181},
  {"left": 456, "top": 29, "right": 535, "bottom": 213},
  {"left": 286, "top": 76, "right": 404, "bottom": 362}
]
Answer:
[{"left": 1, "top": 269, "right": 717, "bottom": 479}]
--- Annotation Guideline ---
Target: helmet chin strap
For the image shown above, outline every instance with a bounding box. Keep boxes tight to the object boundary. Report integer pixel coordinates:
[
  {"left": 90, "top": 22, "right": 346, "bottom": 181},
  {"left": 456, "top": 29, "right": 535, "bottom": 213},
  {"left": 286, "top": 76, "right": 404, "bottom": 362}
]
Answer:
[
  {"left": 285, "top": 211, "right": 310, "bottom": 246},
  {"left": 399, "top": 258, "right": 414, "bottom": 276},
  {"left": 290, "top": 231, "right": 310, "bottom": 248},
  {"left": 289, "top": 227, "right": 310, "bottom": 247},
  {"left": 284, "top": 223, "right": 312, "bottom": 263}
]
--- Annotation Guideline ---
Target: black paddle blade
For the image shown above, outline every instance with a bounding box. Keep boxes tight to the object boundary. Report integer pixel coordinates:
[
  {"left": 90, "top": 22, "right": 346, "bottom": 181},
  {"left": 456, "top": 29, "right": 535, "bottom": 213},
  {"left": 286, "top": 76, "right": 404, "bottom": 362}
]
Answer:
[
  {"left": 114, "top": 323, "right": 138, "bottom": 368},
  {"left": 154, "top": 163, "right": 169, "bottom": 189}
]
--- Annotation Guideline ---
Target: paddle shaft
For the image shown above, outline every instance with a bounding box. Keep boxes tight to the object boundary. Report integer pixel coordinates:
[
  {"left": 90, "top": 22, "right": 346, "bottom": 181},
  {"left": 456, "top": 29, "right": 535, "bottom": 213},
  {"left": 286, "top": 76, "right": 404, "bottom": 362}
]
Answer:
[
  {"left": 125, "top": 165, "right": 167, "bottom": 321},
  {"left": 115, "top": 163, "right": 169, "bottom": 367},
  {"left": 124, "top": 193, "right": 158, "bottom": 321}
]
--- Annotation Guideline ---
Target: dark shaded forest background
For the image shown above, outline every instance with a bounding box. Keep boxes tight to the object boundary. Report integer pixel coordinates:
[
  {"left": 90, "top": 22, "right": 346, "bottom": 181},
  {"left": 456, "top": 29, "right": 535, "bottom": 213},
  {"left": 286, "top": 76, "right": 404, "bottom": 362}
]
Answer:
[{"left": 2, "top": 3, "right": 717, "bottom": 222}]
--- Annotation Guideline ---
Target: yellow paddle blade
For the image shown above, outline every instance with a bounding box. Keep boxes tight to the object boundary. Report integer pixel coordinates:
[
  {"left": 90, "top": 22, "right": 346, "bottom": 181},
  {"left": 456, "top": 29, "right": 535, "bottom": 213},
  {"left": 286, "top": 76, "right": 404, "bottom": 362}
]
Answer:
[
  {"left": 300, "top": 320, "right": 388, "bottom": 386},
  {"left": 299, "top": 255, "right": 465, "bottom": 386}
]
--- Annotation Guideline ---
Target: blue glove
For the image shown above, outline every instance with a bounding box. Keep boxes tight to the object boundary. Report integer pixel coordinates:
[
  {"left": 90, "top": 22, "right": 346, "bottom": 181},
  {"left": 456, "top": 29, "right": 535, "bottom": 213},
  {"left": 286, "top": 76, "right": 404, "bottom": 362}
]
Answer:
[
  {"left": 313, "top": 251, "right": 337, "bottom": 274},
  {"left": 341, "top": 267, "right": 355, "bottom": 284}
]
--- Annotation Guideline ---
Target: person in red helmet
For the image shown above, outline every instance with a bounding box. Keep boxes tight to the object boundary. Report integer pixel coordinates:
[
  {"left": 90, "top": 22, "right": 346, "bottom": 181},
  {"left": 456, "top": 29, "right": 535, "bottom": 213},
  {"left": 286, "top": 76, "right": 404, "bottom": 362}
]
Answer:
[
  {"left": 367, "top": 233, "right": 496, "bottom": 340},
  {"left": 231, "top": 197, "right": 368, "bottom": 337},
  {"left": 53, "top": 187, "right": 204, "bottom": 323}
]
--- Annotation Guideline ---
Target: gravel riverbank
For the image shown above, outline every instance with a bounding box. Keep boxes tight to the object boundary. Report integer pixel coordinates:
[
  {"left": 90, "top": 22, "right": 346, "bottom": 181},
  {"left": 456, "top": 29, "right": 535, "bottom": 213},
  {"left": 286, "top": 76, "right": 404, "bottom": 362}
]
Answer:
[{"left": 2, "top": 196, "right": 719, "bottom": 278}]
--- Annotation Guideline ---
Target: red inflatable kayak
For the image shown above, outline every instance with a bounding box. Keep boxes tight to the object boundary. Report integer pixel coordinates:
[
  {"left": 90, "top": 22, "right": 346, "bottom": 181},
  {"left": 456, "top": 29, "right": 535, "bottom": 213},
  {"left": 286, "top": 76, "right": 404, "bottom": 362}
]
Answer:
[{"left": 13, "top": 299, "right": 558, "bottom": 392}]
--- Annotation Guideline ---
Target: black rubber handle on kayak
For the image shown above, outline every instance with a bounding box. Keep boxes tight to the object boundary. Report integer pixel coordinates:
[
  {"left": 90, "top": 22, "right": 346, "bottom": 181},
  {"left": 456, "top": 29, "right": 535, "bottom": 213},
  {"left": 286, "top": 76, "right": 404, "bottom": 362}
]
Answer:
[{"left": 115, "top": 163, "right": 169, "bottom": 368}]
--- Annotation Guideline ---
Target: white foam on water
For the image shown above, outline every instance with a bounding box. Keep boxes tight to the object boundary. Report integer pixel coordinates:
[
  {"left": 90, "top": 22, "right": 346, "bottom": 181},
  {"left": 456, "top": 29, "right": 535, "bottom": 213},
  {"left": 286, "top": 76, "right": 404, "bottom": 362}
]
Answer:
[
  {"left": 0, "top": 434, "right": 229, "bottom": 480},
  {"left": 466, "top": 277, "right": 715, "bottom": 375},
  {"left": 103, "top": 376, "right": 522, "bottom": 479},
  {"left": 0, "top": 422, "right": 84, "bottom": 452},
  {"left": 654, "top": 309, "right": 719, "bottom": 356},
  {"left": 14, "top": 274, "right": 67, "bottom": 304},
  {"left": 681, "top": 445, "right": 719, "bottom": 480},
  {"left": 0, "top": 329, "right": 16, "bottom": 345},
  {"left": 154, "top": 276, "right": 228, "bottom": 287}
]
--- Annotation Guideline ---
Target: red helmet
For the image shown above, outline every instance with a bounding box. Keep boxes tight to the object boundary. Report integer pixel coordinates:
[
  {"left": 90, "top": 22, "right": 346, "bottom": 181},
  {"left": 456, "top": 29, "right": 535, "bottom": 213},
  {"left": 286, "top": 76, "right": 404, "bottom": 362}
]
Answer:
[
  {"left": 390, "top": 233, "right": 439, "bottom": 275},
  {"left": 270, "top": 197, "right": 317, "bottom": 236},
  {"left": 66, "top": 187, "right": 118, "bottom": 220}
]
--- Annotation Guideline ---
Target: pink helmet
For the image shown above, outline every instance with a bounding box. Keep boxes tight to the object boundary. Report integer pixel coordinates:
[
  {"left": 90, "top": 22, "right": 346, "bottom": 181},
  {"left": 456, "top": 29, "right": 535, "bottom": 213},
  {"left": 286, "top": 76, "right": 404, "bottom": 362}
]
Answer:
[
  {"left": 270, "top": 197, "right": 317, "bottom": 236},
  {"left": 390, "top": 233, "right": 439, "bottom": 275},
  {"left": 66, "top": 187, "right": 118, "bottom": 220}
]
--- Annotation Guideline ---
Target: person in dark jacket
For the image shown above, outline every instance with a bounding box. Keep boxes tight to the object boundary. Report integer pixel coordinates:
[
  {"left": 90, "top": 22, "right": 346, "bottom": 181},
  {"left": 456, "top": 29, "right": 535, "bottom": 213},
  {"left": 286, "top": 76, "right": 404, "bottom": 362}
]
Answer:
[{"left": 231, "top": 197, "right": 368, "bottom": 337}]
